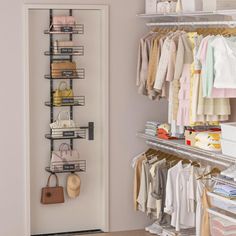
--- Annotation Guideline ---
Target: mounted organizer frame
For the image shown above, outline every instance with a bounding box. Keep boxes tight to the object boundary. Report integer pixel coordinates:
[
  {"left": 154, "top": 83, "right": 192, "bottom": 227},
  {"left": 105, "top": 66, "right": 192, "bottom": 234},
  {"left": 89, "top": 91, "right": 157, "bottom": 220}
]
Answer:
[{"left": 44, "top": 9, "right": 95, "bottom": 174}]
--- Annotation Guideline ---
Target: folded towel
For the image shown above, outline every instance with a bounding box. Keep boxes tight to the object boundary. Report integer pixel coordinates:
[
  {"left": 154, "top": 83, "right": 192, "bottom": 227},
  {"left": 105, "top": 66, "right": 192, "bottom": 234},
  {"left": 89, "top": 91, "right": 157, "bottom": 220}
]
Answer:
[
  {"left": 212, "top": 217, "right": 236, "bottom": 231},
  {"left": 195, "top": 132, "right": 221, "bottom": 144},
  {"left": 195, "top": 141, "right": 221, "bottom": 152}
]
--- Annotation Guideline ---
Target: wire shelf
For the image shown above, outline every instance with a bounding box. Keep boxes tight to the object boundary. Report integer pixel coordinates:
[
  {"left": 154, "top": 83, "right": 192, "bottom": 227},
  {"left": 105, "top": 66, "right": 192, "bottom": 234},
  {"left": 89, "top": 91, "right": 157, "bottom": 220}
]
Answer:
[
  {"left": 45, "top": 96, "right": 85, "bottom": 107},
  {"left": 44, "top": 24, "right": 84, "bottom": 34},
  {"left": 45, "top": 46, "right": 84, "bottom": 56},
  {"left": 213, "top": 176, "right": 236, "bottom": 188},
  {"left": 137, "top": 132, "right": 236, "bottom": 167},
  {"left": 45, "top": 68, "right": 85, "bottom": 80},
  {"left": 208, "top": 207, "right": 236, "bottom": 223},
  {"left": 45, "top": 160, "right": 86, "bottom": 173},
  {"left": 208, "top": 192, "right": 236, "bottom": 206},
  {"left": 138, "top": 10, "right": 236, "bottom": 26},
  {"left": 45, "top": 128, "right": 86, "bottom": 140}
]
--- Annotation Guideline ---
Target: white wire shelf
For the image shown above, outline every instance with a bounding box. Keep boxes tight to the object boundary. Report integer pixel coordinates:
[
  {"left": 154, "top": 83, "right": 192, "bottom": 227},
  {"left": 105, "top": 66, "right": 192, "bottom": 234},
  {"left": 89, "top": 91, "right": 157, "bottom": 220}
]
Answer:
[
  {"left": 137, "top": 132, "right": 236, "bottom": 167},
  {"left": 138, "top": 10, "right": 236, "bottom": 26},
  {"left": 146, "top": 21, "right": 236, "bottom": 27},
  {"left": 208, "top": 192, "right": 236, "bottom": 206},
  {"left": 213, "top": 176, "right": 236, "bottom": 188},
  {"left": 138, "top": 9, "right": 236, "bottom": 18}
]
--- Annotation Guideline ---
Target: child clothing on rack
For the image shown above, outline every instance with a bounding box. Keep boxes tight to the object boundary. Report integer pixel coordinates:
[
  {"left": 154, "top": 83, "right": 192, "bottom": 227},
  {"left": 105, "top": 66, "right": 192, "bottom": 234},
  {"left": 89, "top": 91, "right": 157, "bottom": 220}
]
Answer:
[{"left": 136, "top": 28, "right": 236, "bottom": 135}]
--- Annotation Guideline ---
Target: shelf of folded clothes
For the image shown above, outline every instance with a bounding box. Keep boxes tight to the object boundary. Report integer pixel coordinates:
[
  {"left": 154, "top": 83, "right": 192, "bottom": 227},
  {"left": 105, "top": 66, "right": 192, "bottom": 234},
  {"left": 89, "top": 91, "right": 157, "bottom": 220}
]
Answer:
[
  {"left": 212, "top": 176, "right": 236, "bottom": 188},
  {"left": 137, "top": 132, "right": 236, "bottom": 166},
  {"left": 208, "top": 207, "right": 236, "bottom": 224},
  {"left": 45, "top": 96, "right": 85, "bottom": 107},
  {"left": 208, "top": 192, "right": 236, "bottom": 206},
  {"left": 210, "top": 215, "right": 236, "bottom": 236},
  {"left": 44, "top": 46, "right": 84, "bottom": 57},
  {"left": 44, "top": 24, "right": 84, "bottom": 34},
  {"left": 45, "top": 68, "right": 85, "bottom": 80},
  {"left": 45, "top": 128, "right": 86, "bottom": 140},
  {"left": 45, "top": 160, "right": 86, "bottom": 174}
]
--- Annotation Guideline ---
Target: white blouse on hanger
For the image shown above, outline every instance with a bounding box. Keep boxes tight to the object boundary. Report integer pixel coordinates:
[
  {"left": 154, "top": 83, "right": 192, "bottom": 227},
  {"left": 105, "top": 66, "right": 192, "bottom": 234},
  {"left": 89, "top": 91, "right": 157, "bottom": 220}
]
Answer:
[
  {"left": 165, "top": 161, "right": 196, "bottom": 231},
  {"left": 212, "top": 36, "right": 236, "bottom": 89}
]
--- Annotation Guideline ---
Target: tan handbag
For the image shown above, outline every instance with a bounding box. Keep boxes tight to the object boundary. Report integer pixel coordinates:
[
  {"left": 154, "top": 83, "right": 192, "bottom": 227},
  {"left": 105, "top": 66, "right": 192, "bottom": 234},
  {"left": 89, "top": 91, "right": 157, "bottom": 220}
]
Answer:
[
  {"left": 53, "top": 81, "right": 74, "bottom": 106},
  {"left": 51, "top": 61, "right": 77, "bottom": 78},
  {"left": 41, "top": 174, "right": 65, "bottom": 204}
]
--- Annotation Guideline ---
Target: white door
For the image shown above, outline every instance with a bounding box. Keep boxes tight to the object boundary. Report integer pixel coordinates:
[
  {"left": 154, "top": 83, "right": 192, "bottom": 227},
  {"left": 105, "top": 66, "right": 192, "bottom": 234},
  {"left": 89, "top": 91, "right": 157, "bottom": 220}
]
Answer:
[{"left": 27, "top": 6, "right": 108, "bottom": 235}]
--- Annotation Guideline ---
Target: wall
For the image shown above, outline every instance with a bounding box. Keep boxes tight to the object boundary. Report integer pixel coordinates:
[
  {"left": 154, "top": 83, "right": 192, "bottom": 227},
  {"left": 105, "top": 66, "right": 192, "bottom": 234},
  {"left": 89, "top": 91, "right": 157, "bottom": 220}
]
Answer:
[{"left": 0, "top": 1, "right": 168, "bottom": 236}]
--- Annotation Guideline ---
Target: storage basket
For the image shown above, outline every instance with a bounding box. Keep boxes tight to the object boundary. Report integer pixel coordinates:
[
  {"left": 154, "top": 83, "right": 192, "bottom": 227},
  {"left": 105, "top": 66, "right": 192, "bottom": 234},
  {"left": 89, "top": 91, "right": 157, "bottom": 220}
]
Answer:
[
  {"left": 145, "top": 0, "right": 158, "bottom": 14},
  {"left": 221, "top": 123, "right": 236, "bottom": 142},
  {"left": 221, "top": 139, "right": 236, "bottom": 158},
  {"left": 181, "top": 0, "right": 203, "bottom": 12},
  {"left": 203, "top": 0, "right": 236, "bottom": 11}
]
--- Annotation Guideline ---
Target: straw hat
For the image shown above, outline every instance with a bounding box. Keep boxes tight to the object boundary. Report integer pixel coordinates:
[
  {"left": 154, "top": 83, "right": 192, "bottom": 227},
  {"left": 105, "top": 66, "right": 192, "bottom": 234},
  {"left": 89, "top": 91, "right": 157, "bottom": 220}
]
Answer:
[{"left": 67, "top": 173, "right": 81, "bottom": 198}]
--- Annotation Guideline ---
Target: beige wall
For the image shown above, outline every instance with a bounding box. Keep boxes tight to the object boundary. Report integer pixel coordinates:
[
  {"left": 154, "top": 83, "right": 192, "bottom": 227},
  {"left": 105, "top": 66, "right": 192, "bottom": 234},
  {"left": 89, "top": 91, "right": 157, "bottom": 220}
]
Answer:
[{"left": 0, "top": 1, "right": 168, "bottom": 235}]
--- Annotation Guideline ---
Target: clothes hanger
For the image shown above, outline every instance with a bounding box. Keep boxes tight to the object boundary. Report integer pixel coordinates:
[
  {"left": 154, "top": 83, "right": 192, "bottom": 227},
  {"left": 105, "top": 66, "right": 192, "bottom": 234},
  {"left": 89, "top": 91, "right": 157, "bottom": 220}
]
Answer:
[
  {"left": 204, "top": 167, "right": 221, "bottom": 177},
  {"left": 191, "top": 161, "right": 201, "bottom": 167},
  {"left": 196, "top": 167, "right": 221, "bottom": 180}
]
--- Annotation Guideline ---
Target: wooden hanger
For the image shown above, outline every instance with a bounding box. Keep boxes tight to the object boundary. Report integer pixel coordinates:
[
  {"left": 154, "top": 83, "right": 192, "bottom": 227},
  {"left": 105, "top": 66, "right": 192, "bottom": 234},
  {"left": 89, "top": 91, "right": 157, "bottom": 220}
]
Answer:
[
  {"left": 197, "top": 167, "right": 221, "bottom": 180},
  {"left": 191, "top": 161, "right": 201, "bottom": 167}
]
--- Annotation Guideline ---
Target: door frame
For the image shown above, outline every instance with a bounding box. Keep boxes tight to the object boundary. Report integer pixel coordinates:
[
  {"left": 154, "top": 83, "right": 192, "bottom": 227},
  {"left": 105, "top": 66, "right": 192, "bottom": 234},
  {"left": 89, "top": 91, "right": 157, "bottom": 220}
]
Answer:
[{"left": 23, "top": 4, "right": 109, "bottom": 235}]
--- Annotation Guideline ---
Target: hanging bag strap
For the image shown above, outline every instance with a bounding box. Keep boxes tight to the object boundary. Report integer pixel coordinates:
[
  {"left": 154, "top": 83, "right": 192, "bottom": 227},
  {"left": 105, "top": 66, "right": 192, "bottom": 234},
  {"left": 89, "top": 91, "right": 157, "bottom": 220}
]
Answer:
[
  {"left": 59, "top": 143, "right": 72, "bottom": 156},
  {"left": 57, "top": 81, "right": 68, "bottom": 91},
  {"left": 57, "top": 111, "right": 71, "bottom": 121},
  {"left": 46, "top": 174, "right": 59, "bottom": 187}
]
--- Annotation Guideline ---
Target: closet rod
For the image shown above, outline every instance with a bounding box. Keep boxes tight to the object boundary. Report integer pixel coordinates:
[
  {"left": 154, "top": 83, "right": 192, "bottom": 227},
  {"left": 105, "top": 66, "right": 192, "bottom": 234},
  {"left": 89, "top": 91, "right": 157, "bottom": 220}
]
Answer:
[
  {"left": 147, "top": 21, "right": 236, "bottom": 27},
  {"left": 146, "top": 141, "right": 230, "bottom": 167}
]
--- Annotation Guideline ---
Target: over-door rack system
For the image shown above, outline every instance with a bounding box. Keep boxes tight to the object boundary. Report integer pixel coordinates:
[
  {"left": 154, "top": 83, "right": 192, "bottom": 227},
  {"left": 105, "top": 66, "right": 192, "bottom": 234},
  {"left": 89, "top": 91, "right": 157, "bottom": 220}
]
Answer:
[
  {"left": 44, "top": 9, "right": 94, "bottom": 174},
  {"left": 137, "top": 9, "right": 236, "bottom": 234}
]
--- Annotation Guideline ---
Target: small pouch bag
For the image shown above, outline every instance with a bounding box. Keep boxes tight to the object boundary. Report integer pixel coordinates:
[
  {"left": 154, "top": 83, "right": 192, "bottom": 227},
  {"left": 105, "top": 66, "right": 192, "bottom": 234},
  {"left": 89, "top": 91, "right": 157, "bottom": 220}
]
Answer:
[
  {"left": 53, "top": 81, "right": 74, "bottom": 106},
  {"left": 41, "top": 174, "right": 65, "bottom": 204}
]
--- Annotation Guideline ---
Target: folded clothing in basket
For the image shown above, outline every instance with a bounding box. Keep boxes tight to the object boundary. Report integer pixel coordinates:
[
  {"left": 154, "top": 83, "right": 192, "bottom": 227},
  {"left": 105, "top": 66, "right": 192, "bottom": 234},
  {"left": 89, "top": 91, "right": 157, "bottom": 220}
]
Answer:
[
  {"left": 211, "top": 217, "right": 236, "bottom": 231},
  {"left": 213, "top": 184, "right": 236, "bottom": 197},
  {"left": 210, "top": 216, "right": 236, "bottom": 236},
  {"left": 195, "top": 142, "right": 221, "bottom": 152},
  {"left": 195, "top": 132, "right": 221, "bottom": 144}
]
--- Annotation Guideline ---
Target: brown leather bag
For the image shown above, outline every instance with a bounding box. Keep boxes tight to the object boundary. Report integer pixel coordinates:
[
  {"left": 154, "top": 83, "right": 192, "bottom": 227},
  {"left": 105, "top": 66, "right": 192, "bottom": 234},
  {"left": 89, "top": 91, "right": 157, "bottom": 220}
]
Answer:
[
  {"left": 51, "top": 61, "right": 77, "bottom": 78},
  {"left": 41, "top": 174, "right": 65, "bottom": 204}
]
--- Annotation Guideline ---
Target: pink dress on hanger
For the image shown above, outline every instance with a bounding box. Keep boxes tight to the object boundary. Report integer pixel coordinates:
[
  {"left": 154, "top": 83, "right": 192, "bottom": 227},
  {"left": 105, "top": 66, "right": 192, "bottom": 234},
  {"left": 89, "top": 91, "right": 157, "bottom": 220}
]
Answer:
[{"left": 177, "top": 64, "right": 191, "bottom": 126}]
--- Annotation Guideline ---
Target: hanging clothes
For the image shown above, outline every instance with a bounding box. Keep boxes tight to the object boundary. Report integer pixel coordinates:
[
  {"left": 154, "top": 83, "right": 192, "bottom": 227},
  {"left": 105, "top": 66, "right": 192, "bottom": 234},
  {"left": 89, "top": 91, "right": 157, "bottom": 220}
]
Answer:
[
  {"left": 201, "top": 188, "right": 212, "bottom": 236},
  {"left": 133, "top": 154, "right": 146, "bottom": 210}
]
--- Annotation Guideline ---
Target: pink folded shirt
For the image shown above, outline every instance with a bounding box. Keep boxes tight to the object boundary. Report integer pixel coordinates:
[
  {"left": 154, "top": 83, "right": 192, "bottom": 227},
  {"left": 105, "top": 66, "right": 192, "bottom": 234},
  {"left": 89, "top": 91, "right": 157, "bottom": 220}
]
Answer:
[{"left": 212, "top": 219, "right": 236, "bottom": 231}]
